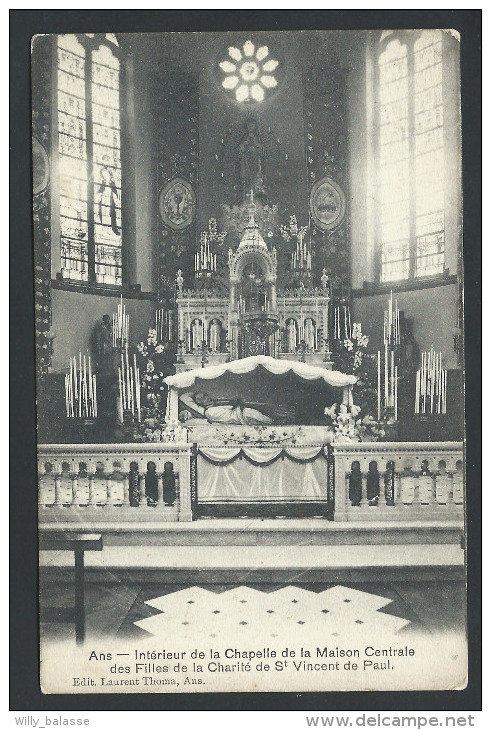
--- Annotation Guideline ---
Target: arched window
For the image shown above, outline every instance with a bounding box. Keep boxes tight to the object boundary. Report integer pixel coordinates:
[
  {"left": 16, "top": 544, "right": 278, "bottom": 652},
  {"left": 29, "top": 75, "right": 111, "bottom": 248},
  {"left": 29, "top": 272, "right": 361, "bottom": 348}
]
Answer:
[
  {"left": 376, "top": 30, "right": 444, "bottom": 283},
  {"left": 57, "top": 34, "right": 122, "bottom": 286}
]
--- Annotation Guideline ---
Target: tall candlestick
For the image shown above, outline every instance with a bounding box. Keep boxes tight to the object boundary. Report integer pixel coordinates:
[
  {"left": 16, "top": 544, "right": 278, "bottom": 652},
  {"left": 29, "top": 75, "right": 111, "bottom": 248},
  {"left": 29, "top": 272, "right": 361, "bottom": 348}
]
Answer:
[
  {"left": 377, "top": 350, "right": 381, "bottom": 421},
  {"left": 394, "top": 365, "right": 398, "bottom": 420}
]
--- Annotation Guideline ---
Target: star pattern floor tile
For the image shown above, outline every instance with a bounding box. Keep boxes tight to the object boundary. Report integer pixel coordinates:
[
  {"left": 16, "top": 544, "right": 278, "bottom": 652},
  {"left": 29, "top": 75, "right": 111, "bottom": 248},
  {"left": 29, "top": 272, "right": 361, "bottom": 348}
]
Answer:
[{"left": 134, "top": 584, "right": 410, "bottom": 641}]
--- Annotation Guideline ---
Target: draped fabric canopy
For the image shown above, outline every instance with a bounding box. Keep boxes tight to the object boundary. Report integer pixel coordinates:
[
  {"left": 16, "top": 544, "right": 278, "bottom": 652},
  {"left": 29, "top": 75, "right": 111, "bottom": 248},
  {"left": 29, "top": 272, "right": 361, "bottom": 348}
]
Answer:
[
  {"left": 164, "top": 355, "right": 357, "bottom": 390},
  {"left": 199, "top": 445, "right": 326, "bottom": 466}
]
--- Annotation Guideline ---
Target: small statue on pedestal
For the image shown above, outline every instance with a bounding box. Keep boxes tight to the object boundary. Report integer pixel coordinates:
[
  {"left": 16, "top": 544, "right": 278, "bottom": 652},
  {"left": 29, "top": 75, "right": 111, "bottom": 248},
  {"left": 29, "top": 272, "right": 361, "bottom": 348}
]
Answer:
[{"left": 92, "top": 314, "right": 114, "bottom": 374}]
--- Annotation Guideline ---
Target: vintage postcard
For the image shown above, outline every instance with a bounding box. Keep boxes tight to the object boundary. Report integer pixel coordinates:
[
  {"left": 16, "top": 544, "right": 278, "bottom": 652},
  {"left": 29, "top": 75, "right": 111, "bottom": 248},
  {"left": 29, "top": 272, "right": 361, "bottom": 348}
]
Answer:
[{"left": 34, "top": 27, "right": 467, "bottom": 694}]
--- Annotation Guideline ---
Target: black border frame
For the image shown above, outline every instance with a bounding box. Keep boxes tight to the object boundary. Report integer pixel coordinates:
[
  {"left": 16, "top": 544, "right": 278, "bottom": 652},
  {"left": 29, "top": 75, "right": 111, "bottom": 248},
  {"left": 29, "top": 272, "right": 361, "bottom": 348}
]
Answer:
[{"left": 10, "top": 8, "right": 481, "bottom": 712}]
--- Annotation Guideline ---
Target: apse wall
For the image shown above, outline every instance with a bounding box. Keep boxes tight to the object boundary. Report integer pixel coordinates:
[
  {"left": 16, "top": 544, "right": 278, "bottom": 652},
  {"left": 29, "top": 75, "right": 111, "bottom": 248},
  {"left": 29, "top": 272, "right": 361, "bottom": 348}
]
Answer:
[{"left": 198, "top": 31, "right": 308, "bottom": 230}]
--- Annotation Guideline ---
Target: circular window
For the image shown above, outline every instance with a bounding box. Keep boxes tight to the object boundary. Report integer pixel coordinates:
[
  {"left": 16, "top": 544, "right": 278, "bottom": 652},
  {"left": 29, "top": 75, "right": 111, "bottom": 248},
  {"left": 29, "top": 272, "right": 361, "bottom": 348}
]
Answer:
[{"left": 219, "top": 41, "right": 279, "bottom": 103}]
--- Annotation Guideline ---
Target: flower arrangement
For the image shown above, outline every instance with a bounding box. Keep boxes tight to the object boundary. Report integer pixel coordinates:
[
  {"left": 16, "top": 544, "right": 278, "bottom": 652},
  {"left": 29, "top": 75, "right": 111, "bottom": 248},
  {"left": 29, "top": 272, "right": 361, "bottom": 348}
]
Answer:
[
  {"left": 280, "top": 214, "right": 308, "bottom": 244},
  {"left": 324, "top": 403, "right": 385, "bottom": 443},
  {"left": 136, "top": 419, "right": 188, "bottom": 443},
  {"left": 135, "top": 328, "right": 174, "bottom": 423},
  {"left": 325, "top": 323, "right": 385, "bottom": 441},
  {"left": 206, "top": 218, "right": 228, "bottom": 246},
  {"left": 332, "top": 322, "right": 378, "bottom": 418}
]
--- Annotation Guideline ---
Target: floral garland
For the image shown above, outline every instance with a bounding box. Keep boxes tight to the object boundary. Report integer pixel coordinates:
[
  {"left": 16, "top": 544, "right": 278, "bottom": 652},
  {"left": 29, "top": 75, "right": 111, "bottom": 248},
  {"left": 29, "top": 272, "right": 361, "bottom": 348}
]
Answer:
[{"left": 212, "top": 425, "right": 303, "bottom": 446}]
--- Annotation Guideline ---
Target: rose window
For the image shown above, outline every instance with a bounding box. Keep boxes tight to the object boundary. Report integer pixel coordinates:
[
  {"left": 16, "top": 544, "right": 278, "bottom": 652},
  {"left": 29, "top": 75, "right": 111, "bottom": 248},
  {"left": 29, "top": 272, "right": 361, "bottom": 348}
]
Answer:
[{"left": 219, "top": 41, "right": 279, "bottom": 102}]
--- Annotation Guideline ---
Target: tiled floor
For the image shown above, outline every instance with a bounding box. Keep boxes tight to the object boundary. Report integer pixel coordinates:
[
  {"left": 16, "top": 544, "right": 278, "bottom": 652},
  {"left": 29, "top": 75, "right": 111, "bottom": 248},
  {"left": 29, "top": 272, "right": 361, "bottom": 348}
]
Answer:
[{"left": 39, "top": 579, "right": 466, "bottom": 644}]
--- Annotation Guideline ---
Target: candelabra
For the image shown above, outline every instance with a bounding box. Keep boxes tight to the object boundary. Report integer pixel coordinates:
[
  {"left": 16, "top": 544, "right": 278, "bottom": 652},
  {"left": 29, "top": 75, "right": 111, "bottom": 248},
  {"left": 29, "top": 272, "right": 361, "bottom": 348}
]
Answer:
[
  {"left": 117, "top": 350, "right": 141, "bottom": 425},
  {"left": 415, "top": 348, "right": 447, "bottom": 416},
  {"left": 195, "top": 232, "right": 216, "bottom": 282},
  {"left": 65, "top": 352, "right": 98, "bottom": 438},
  {"left": 155, "top": 307, "right": 174, "bottom": 343},
  {"left": 290, "top": 230, "right": 312, "bottom": 288},
  {"left": 331, "top": 299, "right": 352, "bottom": 348},
  {"left": 376, "top": 292, "right": 400, "bottom": 425}
]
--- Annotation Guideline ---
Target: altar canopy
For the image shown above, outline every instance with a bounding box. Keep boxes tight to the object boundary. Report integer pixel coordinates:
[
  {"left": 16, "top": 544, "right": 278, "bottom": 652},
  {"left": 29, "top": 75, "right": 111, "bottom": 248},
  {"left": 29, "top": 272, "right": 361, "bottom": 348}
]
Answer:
[{"left": 164, "top": 356, "right": 356, "bottom": 426}]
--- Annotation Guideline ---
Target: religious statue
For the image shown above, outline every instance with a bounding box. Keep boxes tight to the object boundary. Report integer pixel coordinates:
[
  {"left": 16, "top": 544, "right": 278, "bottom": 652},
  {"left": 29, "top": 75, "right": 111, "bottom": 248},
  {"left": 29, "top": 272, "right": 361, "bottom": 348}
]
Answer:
[
  {"left": 209, "top": 319, "right": 222, "bottom": 353},
  {"left": 92, "top": 314, "right": 113, "bottom": 373},
  {"left": 286, "top": 319, "right": 298, "bottom": 353},
  {"left": 304, "top": 318, "right": 316, "bottom": 352},
  {"left": 179, "top": 391, "right": 294, "bottom": 426},
  {"left": 239, "top": 118, "right": 266, "bottom": 199}
]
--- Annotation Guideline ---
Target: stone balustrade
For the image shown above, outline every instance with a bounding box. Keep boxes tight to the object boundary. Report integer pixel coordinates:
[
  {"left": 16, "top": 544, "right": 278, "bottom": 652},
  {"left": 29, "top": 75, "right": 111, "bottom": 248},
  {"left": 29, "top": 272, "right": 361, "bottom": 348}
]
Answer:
[
  {"left": 333, "top": 441, "right": 464, "bottom": 522},
  {"left": 38, "top": 440, "right": 464, "bottom": 526},
  {"left": 37, "top": 442, "right": 194, "bottom": 522}
]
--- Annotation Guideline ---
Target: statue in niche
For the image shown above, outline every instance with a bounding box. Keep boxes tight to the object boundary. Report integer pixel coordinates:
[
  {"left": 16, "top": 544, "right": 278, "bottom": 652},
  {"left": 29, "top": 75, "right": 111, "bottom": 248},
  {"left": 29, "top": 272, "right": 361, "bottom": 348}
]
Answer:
[
  {"left": 92, "top": 314, "right": 113, "bottom": 373},
  {"left": 286, "top": 319, "right": 298, "bottom": 353},
  {"left": 304, "top": 318, "right": 317, "bottom": 352},
  {"left": 239, "top": 118, "right": 266, "bottom": 200},
  {"left": 209, "top": 319, "right": 223, "bottom": 353}
]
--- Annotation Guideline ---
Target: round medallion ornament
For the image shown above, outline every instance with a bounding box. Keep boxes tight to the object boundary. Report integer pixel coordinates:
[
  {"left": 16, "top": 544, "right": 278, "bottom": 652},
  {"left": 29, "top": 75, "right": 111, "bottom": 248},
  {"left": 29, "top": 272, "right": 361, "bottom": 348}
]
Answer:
[
  {"left": 159, "top": 178, "right": 196, "bottom": 231},
  {"left": 309, "top": 176, "right": 346, "bottom": 231},
  {"left": 32, "top": 136, "right": 50, "bottom": 195}
]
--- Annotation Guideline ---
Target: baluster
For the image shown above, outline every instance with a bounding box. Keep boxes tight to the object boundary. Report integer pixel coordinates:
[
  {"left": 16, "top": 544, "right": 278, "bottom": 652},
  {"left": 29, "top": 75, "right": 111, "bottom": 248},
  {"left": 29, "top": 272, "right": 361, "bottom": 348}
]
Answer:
[
  {"left": 348, "top": 461, "right": 363, "bottom": 507},
  {"left": 53, "top": 462, "right": 62, "bottom": 507},
  {"left": 59, "top": 461, "right": 73, "bottom": 506},
  {"left": 366, "top": 460, "right": 380, "bottom": 507},
  {"left": 157, "top": 471, "right": 164, "bottom": 505},
  {"left": 92, "top": 461, "right": 107, "bottom": 506},
  {"left": 110, "top": 460, "right": 125, "bottom": 506},
  {"left": 435, "top": 459, "right": 451, "bottom": 505},
  {"left": 87, "top": 462, "right": 97, "bottom": 506},
  {"left": 163, "top": 460, "right": 177, "bottom": 507},
  {"left": 145, "top": 461, "right": 158, "bottom": 507},
  {"left": 75, "top": 462, "right": 90, "bottom": 507},
  {"left": 384, "top": 460, "right": 396, "bottom": 506},
  {"left": 418, "top": 459, "right": 434, "bottom": 506},
  {"left": 452, "top": 460, "right": 464, "bottom": 505},
  {"left": 39, "top": 461, "right": 56, "bottom": 507},
  {"left": 139, "top": 472, "right": 146, "bottom": 505},
  {"left": 122, "top": 461, "right": 130, "bottom": 505},
  {"left": 400, "top": 462, "right": 415, "bottom": 505}
]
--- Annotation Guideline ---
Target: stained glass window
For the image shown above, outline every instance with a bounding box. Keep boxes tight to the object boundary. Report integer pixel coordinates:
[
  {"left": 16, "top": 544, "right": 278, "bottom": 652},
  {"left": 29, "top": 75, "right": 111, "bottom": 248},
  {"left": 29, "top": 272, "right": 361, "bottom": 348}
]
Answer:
[
  {"left": 414, "top": 31, "right": 444, "bottom": 277},
  {"left": 57, "top": 34, "right": 122, "bottom": 285},
  {"left": 378, "top": 38, "right": 410, "bottom": 282},
  {"left": 377, "top": 30, "right": 445, "bottom": 283}
]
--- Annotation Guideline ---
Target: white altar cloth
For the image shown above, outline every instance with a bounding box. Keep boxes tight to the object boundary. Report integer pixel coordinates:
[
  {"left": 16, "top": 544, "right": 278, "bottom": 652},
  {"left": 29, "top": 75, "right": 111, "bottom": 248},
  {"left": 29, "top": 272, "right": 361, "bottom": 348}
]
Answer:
[{"left": 197, "top": 446, "right": 328, "bottom": 503}]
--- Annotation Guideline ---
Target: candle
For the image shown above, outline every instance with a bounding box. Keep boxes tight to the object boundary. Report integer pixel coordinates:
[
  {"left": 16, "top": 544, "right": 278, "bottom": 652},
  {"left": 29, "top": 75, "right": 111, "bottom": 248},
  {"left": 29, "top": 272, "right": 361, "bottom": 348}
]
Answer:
[
  {"left": 384, "top": 343, "right": 389, "bottom": 406},
  {"left": 92, "top": 375, "right": 97, "bottom": 418},
  {"left": 391, "top": 350, "right": 395, "bottom": 407},
  {"left": 377, "top": 350, "right": 381, "bottom": 421},
  {"left": 394, "top": 365, "right": 398, "bottom": 420}
]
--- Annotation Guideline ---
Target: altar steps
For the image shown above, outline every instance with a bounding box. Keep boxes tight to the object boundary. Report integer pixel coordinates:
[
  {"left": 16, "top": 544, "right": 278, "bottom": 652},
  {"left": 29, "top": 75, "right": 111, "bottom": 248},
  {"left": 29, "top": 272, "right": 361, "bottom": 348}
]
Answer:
[
  {"left": 39, "top": 518, "right": 463, "bottom": 546},
  {"left": 39, "top": 519, "right": 464, "bottom": 584},
  {"left": 39, "top": 542, "right": 464, "bottom": 584}
]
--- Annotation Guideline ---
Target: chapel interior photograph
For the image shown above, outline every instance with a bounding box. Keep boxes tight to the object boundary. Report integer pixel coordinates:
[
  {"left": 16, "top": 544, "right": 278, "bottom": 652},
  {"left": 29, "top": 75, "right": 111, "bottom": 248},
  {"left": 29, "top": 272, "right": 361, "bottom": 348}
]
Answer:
[{"left": 33, "top": 29, "right": 466, "bottom": 654}]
